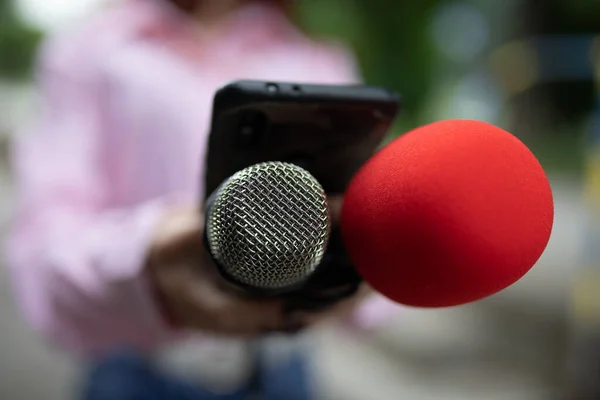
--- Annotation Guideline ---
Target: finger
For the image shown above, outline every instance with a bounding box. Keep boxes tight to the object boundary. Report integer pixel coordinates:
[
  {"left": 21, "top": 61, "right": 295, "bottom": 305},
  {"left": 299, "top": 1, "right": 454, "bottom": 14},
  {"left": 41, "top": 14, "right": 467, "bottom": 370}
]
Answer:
[
  {"left": 291, "top": 284, "right": 373, "bottom": 326},
  {"left": 151, "top": 207, "right": 204, "bottom": 262},
  {"left": 185, "top": 264, "right": 287, "bottom": 335}
]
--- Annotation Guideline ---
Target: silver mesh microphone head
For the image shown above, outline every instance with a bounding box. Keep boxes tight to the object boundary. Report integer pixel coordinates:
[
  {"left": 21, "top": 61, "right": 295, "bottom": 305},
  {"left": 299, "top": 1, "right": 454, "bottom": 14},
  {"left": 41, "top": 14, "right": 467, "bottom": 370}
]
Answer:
[{"left": 206, "top": 162, "right": 330, "bottom": 291}]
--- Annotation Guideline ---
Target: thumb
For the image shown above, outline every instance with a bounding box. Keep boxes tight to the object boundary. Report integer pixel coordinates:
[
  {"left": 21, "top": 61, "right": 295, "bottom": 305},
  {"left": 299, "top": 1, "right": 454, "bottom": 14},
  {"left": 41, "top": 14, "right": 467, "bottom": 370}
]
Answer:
[
  {"left": 150, "top": 207, "right": 204, "bottom": 263},
  {"left": 191, "top": 262, "right": 287, "bottom": 335}
]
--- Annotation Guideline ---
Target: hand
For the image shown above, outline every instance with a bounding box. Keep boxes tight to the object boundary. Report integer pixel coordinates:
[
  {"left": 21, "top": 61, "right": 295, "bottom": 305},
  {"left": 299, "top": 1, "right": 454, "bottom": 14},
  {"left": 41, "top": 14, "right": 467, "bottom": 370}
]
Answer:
[
  {"left": 292, "top": 284, "right": 373, "bottom": 328},
  {"left": 147, "top": 206, "right": 289, "bottom": 337},
  {"left": 146, "top": 197, "right": 370, "bottom": 337}
]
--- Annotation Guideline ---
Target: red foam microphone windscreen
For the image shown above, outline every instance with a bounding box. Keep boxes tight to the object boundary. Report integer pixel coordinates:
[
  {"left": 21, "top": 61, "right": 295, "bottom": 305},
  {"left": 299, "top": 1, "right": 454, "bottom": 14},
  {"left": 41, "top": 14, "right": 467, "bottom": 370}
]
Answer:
[{"left": 341, "top": 119, "right": 554, "bottom": 307}]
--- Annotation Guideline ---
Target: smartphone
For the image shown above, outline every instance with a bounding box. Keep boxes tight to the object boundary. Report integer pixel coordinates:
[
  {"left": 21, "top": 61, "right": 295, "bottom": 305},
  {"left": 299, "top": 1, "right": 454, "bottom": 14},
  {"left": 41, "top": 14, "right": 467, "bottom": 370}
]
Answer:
[
  {"left": 204, "top": 80, "right": 401, "bottom": 311},
  {"left": 204, "top": 80, "right": 400, "bottom": 199}
]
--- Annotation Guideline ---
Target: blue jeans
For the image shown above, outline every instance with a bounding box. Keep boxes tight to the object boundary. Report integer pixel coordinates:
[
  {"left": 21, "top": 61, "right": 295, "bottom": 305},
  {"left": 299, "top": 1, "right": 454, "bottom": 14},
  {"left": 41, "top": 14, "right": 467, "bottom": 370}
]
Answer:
[{"left": 82, "top": 350, "right": 312, "bottom": 400}]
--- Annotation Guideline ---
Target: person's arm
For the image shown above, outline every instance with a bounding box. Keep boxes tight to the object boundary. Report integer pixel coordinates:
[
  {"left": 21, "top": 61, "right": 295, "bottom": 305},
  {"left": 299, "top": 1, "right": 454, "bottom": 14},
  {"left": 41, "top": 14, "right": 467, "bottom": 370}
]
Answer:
[
  {"left": 6, "top": 36, "right": 291, "bottom": 358},
  {"left": 3, "top": 40, "right": 185, "bottom": 357}
]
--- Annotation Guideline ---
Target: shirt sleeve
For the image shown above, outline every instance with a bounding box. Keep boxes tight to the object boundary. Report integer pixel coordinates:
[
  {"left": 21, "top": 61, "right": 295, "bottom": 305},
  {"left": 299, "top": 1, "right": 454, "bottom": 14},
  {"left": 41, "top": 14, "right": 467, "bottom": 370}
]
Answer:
[{"left": 4, "top": 39, "right": 183, "bottom": 358}]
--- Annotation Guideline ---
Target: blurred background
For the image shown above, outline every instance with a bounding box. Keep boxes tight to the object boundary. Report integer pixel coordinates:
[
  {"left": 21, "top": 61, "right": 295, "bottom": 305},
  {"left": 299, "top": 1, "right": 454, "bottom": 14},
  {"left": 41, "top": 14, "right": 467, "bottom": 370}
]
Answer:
[{"left": 0, "top": 0, "right": 597, "bottom": 399}]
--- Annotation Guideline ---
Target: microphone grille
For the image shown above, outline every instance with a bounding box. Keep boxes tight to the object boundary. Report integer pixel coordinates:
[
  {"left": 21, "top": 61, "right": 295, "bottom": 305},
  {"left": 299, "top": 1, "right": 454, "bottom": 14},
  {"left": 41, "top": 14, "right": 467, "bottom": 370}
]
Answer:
[{"left": 206, "top": 162, "right": 330, "bottom": 291}]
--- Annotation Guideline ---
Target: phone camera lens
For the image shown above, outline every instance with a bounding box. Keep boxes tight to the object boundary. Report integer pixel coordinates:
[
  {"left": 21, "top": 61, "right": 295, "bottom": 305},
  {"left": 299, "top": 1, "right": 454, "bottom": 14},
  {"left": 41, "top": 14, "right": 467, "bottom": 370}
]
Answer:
[
  {"left": 237, "top": 110, "right": 267, "bottom": 147},
  {"left": 239, "top": 125, "right": 255, "bottom": 138},
  {"left": 266, "top": 83, "right": 279, "bottom": 93}
]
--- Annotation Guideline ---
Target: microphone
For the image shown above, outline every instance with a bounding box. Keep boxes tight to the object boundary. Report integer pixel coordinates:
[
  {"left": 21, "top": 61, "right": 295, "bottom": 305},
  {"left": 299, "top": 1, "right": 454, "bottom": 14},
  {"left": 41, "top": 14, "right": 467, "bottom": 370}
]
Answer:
[
  {"left": 204, "top": 161, "right": 331, "bottom": 295},
  {"left": 341, "top": 119, "right": 555, "bottom": 308}
]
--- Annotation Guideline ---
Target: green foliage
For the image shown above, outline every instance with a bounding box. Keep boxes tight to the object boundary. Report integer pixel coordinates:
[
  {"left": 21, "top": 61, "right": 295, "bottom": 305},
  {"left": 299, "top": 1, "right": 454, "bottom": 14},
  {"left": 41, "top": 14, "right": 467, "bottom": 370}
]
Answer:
[
  {"left": 0, "top": 0, "right": 43, "bottom": 81},
  {"left": 0, "top": 0, "right": 14, "bottom": 17},
  {"left": 295, "top": 0, "right": 585, "bottom": 173},
  {"left": 296, "top": 0, "right": 444, "bottom": 125},
  {"left": 0, "top": 22, "right": 43, "bottom": 81},
  {"left": 0, "top": 0, "right": 588, "bottom": 173}
]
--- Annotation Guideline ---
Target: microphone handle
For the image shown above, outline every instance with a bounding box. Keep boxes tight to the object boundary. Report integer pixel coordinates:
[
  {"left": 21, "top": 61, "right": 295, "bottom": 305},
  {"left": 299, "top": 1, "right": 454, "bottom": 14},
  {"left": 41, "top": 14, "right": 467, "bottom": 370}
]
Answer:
[{"left": 281, "top": 226, "right": 363, "bottom": 313}]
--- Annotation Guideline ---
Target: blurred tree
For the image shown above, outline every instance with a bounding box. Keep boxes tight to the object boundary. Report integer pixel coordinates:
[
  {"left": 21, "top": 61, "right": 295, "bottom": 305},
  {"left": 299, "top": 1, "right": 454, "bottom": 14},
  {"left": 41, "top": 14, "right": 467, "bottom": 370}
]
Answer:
[
  {"left": 295, "top": 0, "right": 445, "bottom": 131},
  {"left": 499, "top": 0, "right": 599, "bottom": 173},
  {"left": 0, "top": 0, "right": 43, "bottom": 81},
  {"left": 521, "top": 0, "right": 600, "bottom": 126}
]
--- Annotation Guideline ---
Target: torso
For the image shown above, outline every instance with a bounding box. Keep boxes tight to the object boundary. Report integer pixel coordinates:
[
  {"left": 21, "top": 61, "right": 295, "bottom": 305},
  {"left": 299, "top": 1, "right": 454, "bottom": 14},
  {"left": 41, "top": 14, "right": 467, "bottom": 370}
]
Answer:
[{"left": 74, "top": 0, "right": 356, "bottom": 390}]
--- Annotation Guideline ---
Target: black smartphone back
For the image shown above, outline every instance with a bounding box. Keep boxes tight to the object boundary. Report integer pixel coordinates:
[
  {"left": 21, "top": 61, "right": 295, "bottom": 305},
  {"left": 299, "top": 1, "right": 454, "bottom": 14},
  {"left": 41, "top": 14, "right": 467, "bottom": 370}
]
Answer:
[
  {"left": 204, "top": 80, "right": 400, "bottom": 311},
  {"left": 204, "top": 80, "right": 400, "bottom": 199}
]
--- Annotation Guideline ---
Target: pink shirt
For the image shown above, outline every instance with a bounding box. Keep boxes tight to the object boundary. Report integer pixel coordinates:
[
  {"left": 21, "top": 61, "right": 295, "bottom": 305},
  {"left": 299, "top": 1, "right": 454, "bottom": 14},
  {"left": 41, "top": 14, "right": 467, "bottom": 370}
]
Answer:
[{"left": 5, "top": 0, "right": 400, "bottom": 358}]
